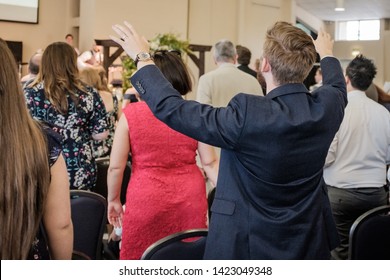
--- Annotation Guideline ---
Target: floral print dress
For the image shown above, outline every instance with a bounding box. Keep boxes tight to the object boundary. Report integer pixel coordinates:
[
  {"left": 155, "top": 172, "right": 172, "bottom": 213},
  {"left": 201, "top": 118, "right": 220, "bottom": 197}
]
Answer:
[
  {"left": 92, "top": 94, "right": 119, "bottom": 158},
  {"left": 24, "top": 82, "right": 108, "bottom": 190}
]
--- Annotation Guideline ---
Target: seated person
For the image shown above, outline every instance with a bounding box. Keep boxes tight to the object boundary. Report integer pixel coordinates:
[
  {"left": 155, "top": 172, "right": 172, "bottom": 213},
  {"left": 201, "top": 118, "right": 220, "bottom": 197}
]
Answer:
[
  {"left": 77, "top": 43, "right": 103, "bottom": 69},
  {"left": 21, "top": 50, "right": 43, "bottom": 87}
]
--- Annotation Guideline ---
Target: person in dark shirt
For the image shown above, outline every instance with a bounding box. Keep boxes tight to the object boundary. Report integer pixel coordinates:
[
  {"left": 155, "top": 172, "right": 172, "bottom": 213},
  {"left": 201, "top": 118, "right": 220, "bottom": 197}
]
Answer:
[{"left": 236, "top": 44, "right": 257, "bottom": 78}]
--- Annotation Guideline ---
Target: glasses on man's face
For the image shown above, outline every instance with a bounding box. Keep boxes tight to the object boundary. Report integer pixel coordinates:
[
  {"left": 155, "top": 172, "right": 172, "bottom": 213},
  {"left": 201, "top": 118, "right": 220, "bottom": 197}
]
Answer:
[{"left": 153, "top": 49, "right": 182, "bottom": 58}]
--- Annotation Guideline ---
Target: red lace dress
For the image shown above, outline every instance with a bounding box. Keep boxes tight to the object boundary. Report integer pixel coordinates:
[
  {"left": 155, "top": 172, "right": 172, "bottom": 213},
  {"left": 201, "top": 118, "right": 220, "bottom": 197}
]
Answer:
[{"left": 120, "top": 102, "right": 208, "bottom": 260}]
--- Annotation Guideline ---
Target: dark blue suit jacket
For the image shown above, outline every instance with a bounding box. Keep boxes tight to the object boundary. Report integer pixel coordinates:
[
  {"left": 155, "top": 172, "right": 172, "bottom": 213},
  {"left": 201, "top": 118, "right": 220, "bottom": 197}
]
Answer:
[{"left": 131, "top": 57, "right": 347, "bottom": 259}]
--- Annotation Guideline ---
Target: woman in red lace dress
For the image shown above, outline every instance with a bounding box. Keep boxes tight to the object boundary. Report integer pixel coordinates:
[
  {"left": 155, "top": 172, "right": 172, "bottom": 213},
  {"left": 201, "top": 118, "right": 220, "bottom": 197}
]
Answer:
[{"left": 107, "top": 50, "right": 219, "bottom": 260}]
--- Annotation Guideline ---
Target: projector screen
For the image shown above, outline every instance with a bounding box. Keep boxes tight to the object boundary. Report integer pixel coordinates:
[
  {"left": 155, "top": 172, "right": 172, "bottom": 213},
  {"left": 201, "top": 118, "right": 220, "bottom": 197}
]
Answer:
[{"left": 0, "top": 0, "right": 39, "bottom": 24}]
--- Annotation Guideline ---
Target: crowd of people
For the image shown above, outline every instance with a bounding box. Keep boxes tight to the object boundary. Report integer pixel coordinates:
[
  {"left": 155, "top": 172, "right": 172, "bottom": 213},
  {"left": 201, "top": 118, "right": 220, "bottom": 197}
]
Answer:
[{"left": 1, "top": 20, "right": 389, "bottom": 260}]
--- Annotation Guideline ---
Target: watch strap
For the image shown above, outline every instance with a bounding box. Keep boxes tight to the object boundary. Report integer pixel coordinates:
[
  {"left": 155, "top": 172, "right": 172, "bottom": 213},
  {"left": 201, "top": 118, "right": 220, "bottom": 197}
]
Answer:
[{"left": 135, "top": 52, "right": 152, "bottom": 67}]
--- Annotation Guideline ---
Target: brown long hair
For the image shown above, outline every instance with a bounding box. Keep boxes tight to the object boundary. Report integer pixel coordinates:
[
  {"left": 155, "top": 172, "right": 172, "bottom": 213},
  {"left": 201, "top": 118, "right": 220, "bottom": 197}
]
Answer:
[
  {"left": 30, "top": 42, "right": 85, "bottom": 114},
  {"left": 0, "top": 38, "right": 50, "bottom": 259}
]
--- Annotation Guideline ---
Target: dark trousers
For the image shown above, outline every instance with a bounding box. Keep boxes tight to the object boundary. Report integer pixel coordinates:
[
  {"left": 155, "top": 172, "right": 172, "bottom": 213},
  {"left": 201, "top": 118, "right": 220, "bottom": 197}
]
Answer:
[{"left": 327, "top": 185, "right": 388, "bottom": 260}]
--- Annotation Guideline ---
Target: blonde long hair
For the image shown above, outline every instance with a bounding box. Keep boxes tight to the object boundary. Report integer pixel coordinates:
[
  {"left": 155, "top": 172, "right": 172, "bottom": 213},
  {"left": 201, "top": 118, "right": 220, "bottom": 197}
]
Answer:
[
  {"left": 0, "top": 38, "right": 50, "bottom": 259},
  {"left": 80, "top": 66, "right": 111, "bottom": 93}
]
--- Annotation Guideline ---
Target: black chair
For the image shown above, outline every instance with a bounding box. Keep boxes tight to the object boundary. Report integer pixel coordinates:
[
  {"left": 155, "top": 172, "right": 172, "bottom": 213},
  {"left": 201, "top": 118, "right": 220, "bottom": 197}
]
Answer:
[
  {"left": 93, "top": 157, "right": 131, "bottom": 204},
  {"left": 207, "top": 187, "right": 216, "bottom": 220},
  {"left": 93, "top": 158, "right": 131, "bottom": 260},
  {"left": 348, "top": 205, "right": 390, "bottom": 259},
  {"left": 70, "top": 190, "right": 107, "bottom": 260},
  {"left": 72, "top": 250, "right": 91, "bottom": 260},
  {"left": 140, "top": 228, "right": 208, "bottom": 260}
]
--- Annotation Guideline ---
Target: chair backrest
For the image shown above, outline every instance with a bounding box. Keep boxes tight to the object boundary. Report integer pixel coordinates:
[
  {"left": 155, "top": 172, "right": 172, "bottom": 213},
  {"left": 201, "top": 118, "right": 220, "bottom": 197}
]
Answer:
[
  {"left": 93, "top": 157, "right": 131, "bottom": 204},
  {"left": 72, "top": 250, "right": 92, "bottom": 260},
  {"left": 94, "top": 157, "right": 109, "bottom": 196},
  {"left": 70, "top": 190, "right": 107, "bottom": 260},
  {"left": 207, "top": 187, "right": 216, "bottom": 220},
  {"left": 348, "top": 205, "right": 390, "bottom": 259},
  {"left": 140, "top": 228, "right": 208, "bottom": 260}
]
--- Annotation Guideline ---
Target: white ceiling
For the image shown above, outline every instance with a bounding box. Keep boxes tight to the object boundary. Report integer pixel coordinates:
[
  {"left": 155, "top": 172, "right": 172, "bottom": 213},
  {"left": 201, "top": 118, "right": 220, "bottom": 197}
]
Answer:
[{"left": 295, "top": 0, "right": 390, "bottom": 21}]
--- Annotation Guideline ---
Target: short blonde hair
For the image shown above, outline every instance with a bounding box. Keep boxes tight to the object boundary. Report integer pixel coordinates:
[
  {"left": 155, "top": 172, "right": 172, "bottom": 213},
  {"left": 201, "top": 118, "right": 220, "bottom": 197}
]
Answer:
[{"left": 263, "top": 21, "right": 316, "bottom": 85}]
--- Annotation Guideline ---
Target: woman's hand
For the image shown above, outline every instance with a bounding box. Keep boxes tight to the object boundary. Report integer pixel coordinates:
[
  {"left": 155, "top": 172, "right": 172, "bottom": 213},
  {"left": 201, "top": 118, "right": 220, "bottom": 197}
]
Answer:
[
  {"left": 107, "top": 199, "right": 124, "bottom": 228},
  {"left": 110, "top": 21, "right": 150, "bottom": 61}
]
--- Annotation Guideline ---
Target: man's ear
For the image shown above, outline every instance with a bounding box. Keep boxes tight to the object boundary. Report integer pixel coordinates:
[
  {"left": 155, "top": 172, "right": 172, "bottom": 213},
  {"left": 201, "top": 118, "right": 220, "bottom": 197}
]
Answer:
[
  {"left": 261, "top": 57, "right": 271, "bottom": 73},
  {"left": 345, "top": 75, "right": 350, "bottom": 85}
]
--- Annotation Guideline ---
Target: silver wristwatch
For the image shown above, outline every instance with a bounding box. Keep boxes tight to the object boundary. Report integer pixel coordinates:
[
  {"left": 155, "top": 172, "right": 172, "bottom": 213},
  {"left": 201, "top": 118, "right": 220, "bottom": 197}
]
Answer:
[{"left": 134, "top": 52, "right": 152, "bottom": 66}]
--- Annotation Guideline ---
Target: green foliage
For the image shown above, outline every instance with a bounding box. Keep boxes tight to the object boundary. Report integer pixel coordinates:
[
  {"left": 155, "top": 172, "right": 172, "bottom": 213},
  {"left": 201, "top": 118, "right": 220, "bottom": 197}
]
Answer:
[
  {"left": 149, "top": 33, "right": 191, "bottom": 53},
  {"left": 122, "top": 33, "right": 191, "bottom": 90},
  {"left": 121, "top": 57, "right": 137, "bottom": 90}
]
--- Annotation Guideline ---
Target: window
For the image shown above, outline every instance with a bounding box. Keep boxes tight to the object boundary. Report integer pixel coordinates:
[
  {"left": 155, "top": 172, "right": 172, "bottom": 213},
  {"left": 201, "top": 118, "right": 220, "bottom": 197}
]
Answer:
[{"left": 337, "top": 20, "right": 380, "bottom": 41}]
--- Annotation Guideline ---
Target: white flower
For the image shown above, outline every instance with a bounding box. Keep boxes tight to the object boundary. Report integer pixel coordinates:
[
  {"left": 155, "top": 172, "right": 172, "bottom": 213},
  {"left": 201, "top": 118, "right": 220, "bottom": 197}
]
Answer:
[{"left": 149, "top": 41, "right": 159, "bottom": 51}]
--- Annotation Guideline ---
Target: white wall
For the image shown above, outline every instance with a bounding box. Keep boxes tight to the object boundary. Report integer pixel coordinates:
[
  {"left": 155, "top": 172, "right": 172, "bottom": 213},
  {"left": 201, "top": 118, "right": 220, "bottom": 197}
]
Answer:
[
  {"left": 236, "top": 0, "right": 293, "bottom": 71},
  {"left": 294, "top": 3, "right": 323, "bottom": 32},
  {"left": 2, "top": 0, "right": 388, "bottom": 86},
  {"left": 79, "top": 0, "right": 189, "bottom": 53}
]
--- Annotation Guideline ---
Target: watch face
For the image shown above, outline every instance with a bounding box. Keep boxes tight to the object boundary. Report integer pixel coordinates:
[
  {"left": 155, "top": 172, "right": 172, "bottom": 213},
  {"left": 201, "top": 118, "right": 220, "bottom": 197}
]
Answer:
[{"left": 137, "top": 52, "right": 151, "bottom": 60}]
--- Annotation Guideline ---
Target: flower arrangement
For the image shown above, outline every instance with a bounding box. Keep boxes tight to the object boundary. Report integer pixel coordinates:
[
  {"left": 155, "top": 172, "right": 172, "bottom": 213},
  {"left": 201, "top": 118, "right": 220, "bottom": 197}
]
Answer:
[
  {"left": 121, "top": 33, "right": 191, "bottom": 90},
  {"left": 149, "top": 33, "right": 191, "bottom": 52}
]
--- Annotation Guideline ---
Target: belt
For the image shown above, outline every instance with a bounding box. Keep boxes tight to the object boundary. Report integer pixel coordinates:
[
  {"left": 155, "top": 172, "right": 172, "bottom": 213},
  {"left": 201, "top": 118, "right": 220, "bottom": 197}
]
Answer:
[{"left": 327, "top": 184, "right": 388, "bottom": 192}]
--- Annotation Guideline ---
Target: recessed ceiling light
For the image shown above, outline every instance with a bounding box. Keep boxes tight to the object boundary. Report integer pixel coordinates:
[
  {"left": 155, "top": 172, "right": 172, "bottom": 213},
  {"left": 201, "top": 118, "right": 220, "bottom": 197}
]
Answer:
[{"left": 335, "top": 0, "right": 345, "bottom": 12}]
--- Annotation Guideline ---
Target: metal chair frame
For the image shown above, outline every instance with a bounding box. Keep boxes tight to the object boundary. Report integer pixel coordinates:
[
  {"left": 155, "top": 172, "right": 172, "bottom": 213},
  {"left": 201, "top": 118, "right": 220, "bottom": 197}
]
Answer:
[{"left": 141, "top": 228, "right": 208, "bottom": 260}]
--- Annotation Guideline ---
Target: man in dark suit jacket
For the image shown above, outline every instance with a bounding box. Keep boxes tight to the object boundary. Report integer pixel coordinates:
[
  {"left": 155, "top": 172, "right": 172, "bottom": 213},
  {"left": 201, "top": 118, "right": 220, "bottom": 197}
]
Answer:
[
  {"left": 236, "top": 45, "right": 257, "bottom": 78},
  {"left": 112, "top": 21, "right": 347, "bottom": 259}
]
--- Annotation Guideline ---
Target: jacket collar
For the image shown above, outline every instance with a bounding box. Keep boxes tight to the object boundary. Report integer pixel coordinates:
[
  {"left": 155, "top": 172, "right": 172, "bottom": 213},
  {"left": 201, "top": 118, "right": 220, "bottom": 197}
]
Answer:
[{"left": 266, "top": 83, "right": 309, "bottom": 99}]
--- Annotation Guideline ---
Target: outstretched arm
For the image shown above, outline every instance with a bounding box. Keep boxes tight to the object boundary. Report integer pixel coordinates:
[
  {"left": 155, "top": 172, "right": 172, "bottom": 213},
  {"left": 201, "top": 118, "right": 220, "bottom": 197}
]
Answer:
[
  {"left": 313, "top": 28, "right": 334, "bottom": 59},
  {"left": 313, "top": 28, "right": 346, "bottom": 97},
  {"left": 110, "top": 22, "right": 244, "bottom": 151}
]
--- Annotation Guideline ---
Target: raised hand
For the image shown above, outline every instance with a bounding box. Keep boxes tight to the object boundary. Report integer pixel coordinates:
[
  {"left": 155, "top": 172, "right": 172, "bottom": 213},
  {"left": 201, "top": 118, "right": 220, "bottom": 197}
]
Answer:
[
  {"left": 110, "top": 21, "right": 150, "bottom": 61},
  {"left": 313, "top": 28, "right": 334, "bottom": 59}
]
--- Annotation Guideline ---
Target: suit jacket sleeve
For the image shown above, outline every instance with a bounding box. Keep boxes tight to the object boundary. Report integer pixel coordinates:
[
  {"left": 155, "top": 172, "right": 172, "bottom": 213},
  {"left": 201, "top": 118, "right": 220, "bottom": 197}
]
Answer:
[
  {"left": 131, "top": 65, "right": 246, "bottom": 150},
  {"left": 131, "top": 57, "right": 346, "bottom": 152}
]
